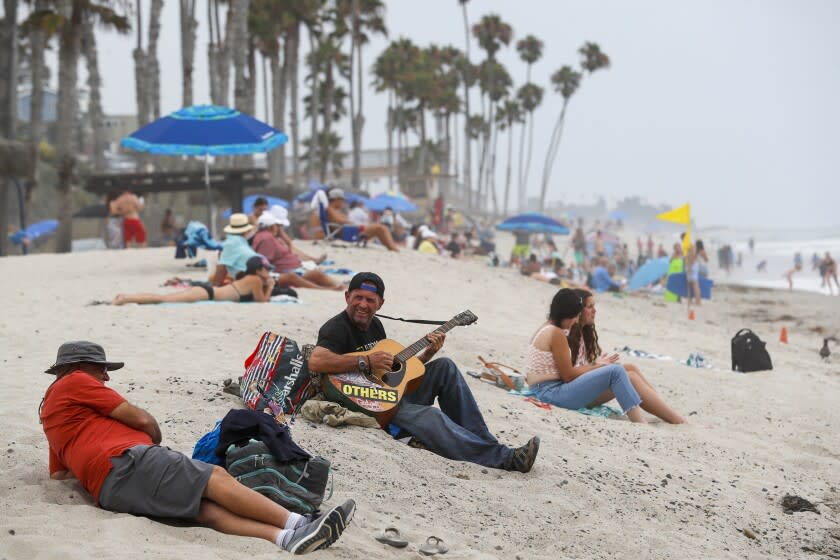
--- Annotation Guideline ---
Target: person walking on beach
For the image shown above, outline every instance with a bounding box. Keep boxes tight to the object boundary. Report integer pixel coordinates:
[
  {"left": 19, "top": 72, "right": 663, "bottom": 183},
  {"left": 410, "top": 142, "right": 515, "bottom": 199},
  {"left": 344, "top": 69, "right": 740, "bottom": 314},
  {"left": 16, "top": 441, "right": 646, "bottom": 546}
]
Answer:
[
  {"left": 40, "top": 341, "right": 354, "bottom": 554},
  {"left": 112, "top": 190, "right": 147, "bottom": 248},
  {"left": 823, "top": 252, "right": 839, "bottom": 295},
  {"left": 785, "top": 252, "right": 803, "bottom": 290},
  {"left": 308, "top": 272, "right": 540, "bottom": 473}
]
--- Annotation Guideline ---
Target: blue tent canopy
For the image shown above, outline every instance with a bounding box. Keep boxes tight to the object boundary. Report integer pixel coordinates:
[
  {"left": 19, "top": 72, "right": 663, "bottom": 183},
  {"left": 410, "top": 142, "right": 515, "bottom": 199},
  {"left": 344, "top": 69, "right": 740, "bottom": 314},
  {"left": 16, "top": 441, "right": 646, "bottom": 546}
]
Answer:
[{"left": 365, "top": 192, "right": 417, "bottom": 213}]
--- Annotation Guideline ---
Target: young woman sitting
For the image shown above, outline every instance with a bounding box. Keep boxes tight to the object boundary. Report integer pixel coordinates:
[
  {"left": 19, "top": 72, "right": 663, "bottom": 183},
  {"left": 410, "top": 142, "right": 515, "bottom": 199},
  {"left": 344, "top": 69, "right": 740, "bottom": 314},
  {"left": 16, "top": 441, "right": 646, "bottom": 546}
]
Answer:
[
  {"left": 567, "top": 289, "right": 685, "bottom": 424},
  {"left": 526, "top": 288, "right": 647, "bottom": 422},
  {"left": 113, "top": 256, "right": 275, "bottom": 305}
]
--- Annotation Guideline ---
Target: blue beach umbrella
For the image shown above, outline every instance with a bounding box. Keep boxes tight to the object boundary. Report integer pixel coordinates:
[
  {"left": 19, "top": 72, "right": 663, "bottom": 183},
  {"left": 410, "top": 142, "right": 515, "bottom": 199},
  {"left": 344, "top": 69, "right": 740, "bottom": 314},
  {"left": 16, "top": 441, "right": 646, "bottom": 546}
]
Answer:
[
  {"left": 627, "top": 256, "right": 670, "bottom": 291},
  {"left": 366, "top": 192, "right": 417, "bottom": 213},
  {"left": 496, "top": 213, "right": 570, "bottom": 235},
  {"left": 121, "top": 105, "right": 288, "bottom": 234}
]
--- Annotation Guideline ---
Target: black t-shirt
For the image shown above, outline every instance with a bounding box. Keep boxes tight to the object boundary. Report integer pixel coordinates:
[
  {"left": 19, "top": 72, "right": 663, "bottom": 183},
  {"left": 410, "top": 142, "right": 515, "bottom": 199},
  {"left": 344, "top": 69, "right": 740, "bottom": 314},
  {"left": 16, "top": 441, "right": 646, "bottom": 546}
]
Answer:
[{"left": 316, "top": 311, "right": 386, "bottom": 354}]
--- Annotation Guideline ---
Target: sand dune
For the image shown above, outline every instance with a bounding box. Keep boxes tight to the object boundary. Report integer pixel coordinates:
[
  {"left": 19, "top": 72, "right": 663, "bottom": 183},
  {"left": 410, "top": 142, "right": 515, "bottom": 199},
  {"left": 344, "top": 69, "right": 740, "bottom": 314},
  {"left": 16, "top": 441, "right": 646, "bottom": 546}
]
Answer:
[{"left": 1, "top": 243, "right": 838, "bottom": 559}]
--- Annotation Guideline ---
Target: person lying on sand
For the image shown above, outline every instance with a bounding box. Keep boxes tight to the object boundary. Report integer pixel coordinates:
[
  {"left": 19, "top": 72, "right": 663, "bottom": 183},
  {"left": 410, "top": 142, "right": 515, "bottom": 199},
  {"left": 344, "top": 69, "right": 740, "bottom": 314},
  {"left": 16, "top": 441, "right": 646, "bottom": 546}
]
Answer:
[
  {"left": 526, "top": 289, "right": 651, "bottom": 423},
  {"left": 567, "top": 289, "right": 685, "bottom": 424},
  {"left": 308, "top": 272, "right": 540, "bottom": 472},
  {"left": 39, "top": 340, "right": 354, "bottom": 554},
  {"left": 113, "top": 256, "right": 275, "bottom": 305}
]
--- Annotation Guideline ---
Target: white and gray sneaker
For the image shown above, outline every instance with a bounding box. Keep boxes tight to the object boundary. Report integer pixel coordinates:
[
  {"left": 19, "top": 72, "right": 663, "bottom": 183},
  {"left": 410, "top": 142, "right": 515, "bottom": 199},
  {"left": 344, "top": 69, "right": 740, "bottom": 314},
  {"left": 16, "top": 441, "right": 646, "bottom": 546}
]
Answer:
[{"left": 284, "top": 500, "right": 356, "bottom": 555}]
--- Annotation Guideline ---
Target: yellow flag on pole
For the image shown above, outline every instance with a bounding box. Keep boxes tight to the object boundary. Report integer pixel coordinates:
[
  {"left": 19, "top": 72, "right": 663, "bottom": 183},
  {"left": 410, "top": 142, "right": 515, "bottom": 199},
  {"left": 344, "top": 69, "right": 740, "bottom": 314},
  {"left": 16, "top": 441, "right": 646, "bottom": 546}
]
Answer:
[
  {"left": 657, "top": 203, "right": 692, "bottom": 255},
  {"left": 656, "top": 203, "right": 691, "bottom": 225}
]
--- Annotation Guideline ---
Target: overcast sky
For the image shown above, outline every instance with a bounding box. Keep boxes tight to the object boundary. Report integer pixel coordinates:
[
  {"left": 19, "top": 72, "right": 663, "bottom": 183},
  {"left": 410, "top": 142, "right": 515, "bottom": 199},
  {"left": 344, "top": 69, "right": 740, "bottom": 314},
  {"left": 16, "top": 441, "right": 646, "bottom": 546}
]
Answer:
[{"left": 45, "top": 0, "right": 840, "bottom": 229}]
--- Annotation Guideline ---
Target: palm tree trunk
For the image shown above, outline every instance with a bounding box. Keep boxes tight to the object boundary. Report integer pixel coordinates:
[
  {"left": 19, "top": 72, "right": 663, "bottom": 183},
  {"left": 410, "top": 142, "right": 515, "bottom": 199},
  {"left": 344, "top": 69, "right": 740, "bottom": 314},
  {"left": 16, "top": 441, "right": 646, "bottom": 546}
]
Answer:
[
  {"left": 460, "top": 1, "right": 472, "bottom": 209},
  {"left": 180, "top": 0, "right": 197, "bottom": 107},
  {"left": 539, "top": 99, "right": 569, "bottom": 212},
  {"left": 81, "top": 16, "right": 105, "bottom": 171},
  {"left": 55, "top": 0, "right": 81, "bottom": 254},
  {"left": 350, "top": 0, "right": 362, "bottom": 190},
  {"left": 133, "top": 0, "right": 147, "bottom": 126},
  {"left": 268, "top": 48, "right": 287, "bottom": 188},
  {"left": 207, "top": 0, "right": 219, "bottom": 103},
  {"left": 232, "top": 0, "right": 250, "bottom": 111},
  {"left": 320, "top": 63, "right": 335, "bottom": 183},
  {"left": 488, "top": 115, "right": 500, "bottom": 215},
  {"left": 218, "top": 2, "right": 234, "bottom": 107},
  {"left": 306, "top": 31, "right": 319, "bottom": 178},
  {"left": 289, "top": 24, "right": 300, "bottom": 190},
  {"left": 245, "top": 39, "right": 257, "bottom": 115},
  {"left": 504, "top": 121, "right": 514, "bottom": 216},
  {"left": 262, "top": 53, "right": 269, "bottom": 121},
  {"left": 386, "top": 90, "right": 393, "bottom": 190},
  {"left": 0, "top": 0, "right": 18, "bottom": 256},
  {"left": 25, "top": 0, "right": 47, "bottom": 227},
  {"left": 517, "top": 63, "right": 532, "bottom": 212},
  {"left": 147, "top": 0, "right": 163, "bottom": 120}
]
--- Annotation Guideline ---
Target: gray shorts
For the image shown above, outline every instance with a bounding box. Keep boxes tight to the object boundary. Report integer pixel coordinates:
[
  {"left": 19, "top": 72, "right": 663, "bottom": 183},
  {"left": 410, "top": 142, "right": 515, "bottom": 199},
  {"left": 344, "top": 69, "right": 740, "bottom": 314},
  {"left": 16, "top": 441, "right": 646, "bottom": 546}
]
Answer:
[{"left": 99, "top": 445, "right": 215, "bottom": 520}]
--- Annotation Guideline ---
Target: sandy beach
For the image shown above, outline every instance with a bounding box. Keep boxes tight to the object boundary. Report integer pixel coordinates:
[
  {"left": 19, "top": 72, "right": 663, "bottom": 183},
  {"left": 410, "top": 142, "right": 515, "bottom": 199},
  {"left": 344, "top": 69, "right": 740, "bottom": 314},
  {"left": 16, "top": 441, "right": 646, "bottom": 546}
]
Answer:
[{"left": 1, "top": 243, "right": 839, "bottom": 559}]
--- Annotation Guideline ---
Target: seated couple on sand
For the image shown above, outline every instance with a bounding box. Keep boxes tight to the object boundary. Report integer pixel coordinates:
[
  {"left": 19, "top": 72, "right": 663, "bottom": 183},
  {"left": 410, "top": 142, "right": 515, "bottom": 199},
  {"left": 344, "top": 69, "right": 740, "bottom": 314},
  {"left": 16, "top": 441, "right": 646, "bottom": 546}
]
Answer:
[
  {"left": 40, "top": 341, "right": 354, "bottom": 554},
  {"left": 527, "top": 288, "right": 685, "bottom": 424},
  {"left": 216, "top": 213, "right": 342, "bottom": 291}
]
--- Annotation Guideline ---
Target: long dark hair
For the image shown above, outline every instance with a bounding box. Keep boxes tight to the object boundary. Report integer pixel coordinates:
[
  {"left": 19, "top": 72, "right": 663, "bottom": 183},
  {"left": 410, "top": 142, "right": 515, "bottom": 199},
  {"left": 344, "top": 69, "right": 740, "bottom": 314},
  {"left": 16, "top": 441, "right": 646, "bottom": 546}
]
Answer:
[{"left": 566, "top": 289, "right": 601, "bottom": 364}]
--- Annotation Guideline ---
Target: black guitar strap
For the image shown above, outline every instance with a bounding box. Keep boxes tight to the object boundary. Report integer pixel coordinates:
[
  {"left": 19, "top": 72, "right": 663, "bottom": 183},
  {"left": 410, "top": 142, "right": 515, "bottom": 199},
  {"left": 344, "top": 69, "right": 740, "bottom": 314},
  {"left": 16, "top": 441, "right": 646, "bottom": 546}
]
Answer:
[{"left": 374, "top": 313, "right": 446, "bottom": 326}]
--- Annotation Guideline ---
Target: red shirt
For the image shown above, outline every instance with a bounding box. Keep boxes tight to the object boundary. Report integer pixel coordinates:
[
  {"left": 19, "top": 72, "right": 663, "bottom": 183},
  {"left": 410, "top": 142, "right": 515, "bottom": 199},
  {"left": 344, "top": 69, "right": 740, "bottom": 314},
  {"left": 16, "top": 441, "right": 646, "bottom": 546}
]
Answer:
[
  {"left": 40, "top": 372, "right": 153, "bottom": 503},
  {"left": 251, "top": 229, "right": 301, "bottom": 272}
]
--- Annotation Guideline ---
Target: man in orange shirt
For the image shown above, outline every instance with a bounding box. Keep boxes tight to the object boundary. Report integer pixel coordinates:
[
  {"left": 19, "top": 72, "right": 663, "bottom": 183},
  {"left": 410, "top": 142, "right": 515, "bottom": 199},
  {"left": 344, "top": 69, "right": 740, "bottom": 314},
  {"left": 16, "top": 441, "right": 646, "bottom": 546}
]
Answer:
[{"left": 40, "top": 341, "right": 354, "bottom": 554}]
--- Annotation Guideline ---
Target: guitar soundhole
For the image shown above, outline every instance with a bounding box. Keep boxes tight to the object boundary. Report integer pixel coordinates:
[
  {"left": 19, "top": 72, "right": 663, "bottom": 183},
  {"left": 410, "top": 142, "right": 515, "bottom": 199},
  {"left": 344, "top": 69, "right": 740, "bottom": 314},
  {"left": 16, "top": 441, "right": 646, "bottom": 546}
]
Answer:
[{"left": 382, "top": 360, "right": 405, "bottom": 387}]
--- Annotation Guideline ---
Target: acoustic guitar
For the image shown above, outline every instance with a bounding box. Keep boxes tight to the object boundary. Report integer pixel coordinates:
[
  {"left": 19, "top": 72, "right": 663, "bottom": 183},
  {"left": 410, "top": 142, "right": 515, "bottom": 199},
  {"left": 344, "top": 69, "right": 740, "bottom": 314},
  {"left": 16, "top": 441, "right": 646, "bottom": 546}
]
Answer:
[{"left": 322, "top": 310, "right": 478, "bottom": 427}]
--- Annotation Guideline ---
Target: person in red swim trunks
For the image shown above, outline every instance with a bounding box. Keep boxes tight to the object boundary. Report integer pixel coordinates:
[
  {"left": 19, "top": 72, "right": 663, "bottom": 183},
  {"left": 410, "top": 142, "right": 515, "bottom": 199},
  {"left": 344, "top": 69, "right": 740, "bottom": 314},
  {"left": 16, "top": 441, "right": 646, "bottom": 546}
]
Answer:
[{"left": 112, "top": 190, "right": 147, "bottom": 247}]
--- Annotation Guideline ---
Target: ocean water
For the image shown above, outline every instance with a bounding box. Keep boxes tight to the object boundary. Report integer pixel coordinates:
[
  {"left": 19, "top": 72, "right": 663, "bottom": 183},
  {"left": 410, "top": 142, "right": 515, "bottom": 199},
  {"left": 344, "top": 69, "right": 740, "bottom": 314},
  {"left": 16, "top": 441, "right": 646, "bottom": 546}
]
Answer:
[{"left": 697, "top": 227, "right": 840, "bottom": 295}]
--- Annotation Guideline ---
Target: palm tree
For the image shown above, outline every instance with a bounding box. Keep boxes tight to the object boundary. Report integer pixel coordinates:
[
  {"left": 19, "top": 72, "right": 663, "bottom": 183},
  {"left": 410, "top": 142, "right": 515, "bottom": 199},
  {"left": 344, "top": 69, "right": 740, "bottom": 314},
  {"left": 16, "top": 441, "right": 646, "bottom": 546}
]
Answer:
[
  {"left": 538, "top": 65, "right": 580, "bottom": 212},
  {"left": 458, "top": 0, "right": 472, "bottom": 207},
  {"left": 372, "top": 39, "right": 413, "bottom": 190},
  {"left": 515, "top": 34, "right": 543, "bottom": 211},
  {"left": 471, "top": 13, "right": 512, "bottom": 212},
  {"left": 55, "top": 0, "right": 129, "bottom": 252},
  {"left": 81, "top": 16, "right": 105, "bottom": 170},
  {"left": 0, "top": 0, "right": 18, "bottom": 256},
  {"left": 336, "top": 0, "right": 386, "bottom": 190},
  {"left": 475, "top": 57, "right": 511, "bottom": 213},
  {"left": 19, "top": 0, "right": 55, "bottom": 228},
  {"left": 179, "top": 0, "right": 197, "bottom": 107},
  {"left": 496, "top": 98, "right": 522, "bottom": 216},
  {"left": 231, "top": 0, "right": 251, "bottom": 112},
  {"left": 539, "top": 42, "right": 609, "bottom": 212}
]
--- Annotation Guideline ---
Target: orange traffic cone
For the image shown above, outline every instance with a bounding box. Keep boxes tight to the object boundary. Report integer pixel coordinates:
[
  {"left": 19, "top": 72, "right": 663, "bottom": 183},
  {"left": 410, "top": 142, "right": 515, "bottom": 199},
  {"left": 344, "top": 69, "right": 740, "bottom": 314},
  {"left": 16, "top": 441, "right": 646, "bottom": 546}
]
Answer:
[
  {"left": 780, "top": 326, "right": 788, "bottom": 344},
  {"left": 688, "top": 309, "right": 696, "bottom": 321}
]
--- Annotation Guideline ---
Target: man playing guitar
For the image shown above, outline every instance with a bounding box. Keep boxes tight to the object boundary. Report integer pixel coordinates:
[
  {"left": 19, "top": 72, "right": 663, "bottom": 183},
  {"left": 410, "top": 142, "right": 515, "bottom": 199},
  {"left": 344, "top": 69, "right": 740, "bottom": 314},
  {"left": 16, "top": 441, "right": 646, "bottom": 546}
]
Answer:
[{"left": 308, "top": 272, "right": 540, "bottom": 473}]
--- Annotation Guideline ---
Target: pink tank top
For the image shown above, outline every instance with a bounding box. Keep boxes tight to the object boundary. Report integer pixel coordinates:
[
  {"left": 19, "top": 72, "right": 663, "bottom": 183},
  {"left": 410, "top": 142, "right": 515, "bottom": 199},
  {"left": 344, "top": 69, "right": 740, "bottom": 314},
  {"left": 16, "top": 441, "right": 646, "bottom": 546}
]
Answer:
[{"left": 527, "top": 325, "right": 569, "bottom": 379}]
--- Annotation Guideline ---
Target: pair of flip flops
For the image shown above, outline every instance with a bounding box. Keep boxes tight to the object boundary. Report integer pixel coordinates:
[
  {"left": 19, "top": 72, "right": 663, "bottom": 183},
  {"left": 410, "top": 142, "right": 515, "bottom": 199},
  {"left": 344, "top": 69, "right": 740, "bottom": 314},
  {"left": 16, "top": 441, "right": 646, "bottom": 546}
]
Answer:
[{"left": 375, "top": 528, "right": 448, "bottom": 555}]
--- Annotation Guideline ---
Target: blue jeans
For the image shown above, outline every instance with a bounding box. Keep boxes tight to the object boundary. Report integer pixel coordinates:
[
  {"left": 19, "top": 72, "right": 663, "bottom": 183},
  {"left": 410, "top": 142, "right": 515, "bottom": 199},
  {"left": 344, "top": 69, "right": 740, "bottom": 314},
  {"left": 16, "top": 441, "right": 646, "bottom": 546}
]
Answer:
[
  {"left": 393, "top": 358, "right": 513, "bottom": 469},
  {"left": 531, "top": 364, "right": 642, "bottom": 413}
]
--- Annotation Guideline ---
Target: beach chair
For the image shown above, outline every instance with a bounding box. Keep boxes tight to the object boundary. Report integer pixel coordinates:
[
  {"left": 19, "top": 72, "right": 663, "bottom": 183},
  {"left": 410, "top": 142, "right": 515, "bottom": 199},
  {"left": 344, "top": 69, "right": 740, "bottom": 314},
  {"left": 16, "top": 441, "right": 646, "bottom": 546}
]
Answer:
[{"left": 316, "top": 200, "right": 366, "bottom": 248}]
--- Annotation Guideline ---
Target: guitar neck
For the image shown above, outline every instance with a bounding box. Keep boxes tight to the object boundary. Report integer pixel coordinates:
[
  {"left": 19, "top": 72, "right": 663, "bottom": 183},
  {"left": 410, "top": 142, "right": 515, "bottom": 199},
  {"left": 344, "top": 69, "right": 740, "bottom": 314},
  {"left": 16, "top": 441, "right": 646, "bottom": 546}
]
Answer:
[{"left": 394, "top": 319, "right": 460, "bottom": 363}]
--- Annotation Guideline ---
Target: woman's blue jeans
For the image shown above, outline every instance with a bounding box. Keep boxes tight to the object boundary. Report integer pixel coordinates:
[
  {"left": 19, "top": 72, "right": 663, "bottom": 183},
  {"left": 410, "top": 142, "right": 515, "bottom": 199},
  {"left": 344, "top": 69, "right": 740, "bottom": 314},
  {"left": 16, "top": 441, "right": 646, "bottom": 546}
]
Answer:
[{"left": 531, "top": 364, "right": 642, "bottom": 413}]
